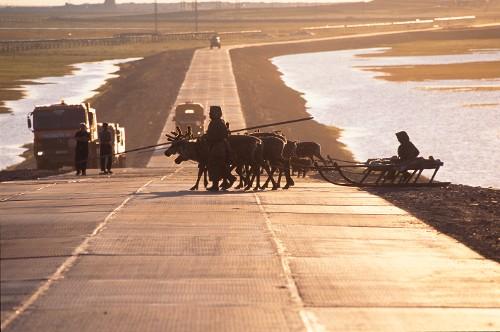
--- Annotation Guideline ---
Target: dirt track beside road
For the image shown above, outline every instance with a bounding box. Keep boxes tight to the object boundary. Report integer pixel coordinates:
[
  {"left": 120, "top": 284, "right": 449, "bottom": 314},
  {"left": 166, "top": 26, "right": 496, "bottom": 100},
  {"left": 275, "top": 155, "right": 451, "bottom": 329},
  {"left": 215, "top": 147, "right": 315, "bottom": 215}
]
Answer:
[{"left": 89, "top": 49, "right": 195, "bottom": 167}]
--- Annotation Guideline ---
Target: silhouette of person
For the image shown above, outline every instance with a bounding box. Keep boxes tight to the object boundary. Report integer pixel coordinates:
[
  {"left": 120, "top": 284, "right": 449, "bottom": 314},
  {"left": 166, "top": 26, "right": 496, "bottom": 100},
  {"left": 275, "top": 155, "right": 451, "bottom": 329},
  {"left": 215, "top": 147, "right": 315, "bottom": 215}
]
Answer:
[
  {"left": 387, "top": 131, "right": 420, "bottom": 181},
  {"left": 99, "top": 123, "right": 114, "bottom": 175},
  {"left": 396, "top": 131, "right": 419, "bottom": 162},
  {"left": 206, "top": 106, "right": 232, "bottom": 191},
  {"left": 74, "top": 123, "right": 90, "bottom": 176}
]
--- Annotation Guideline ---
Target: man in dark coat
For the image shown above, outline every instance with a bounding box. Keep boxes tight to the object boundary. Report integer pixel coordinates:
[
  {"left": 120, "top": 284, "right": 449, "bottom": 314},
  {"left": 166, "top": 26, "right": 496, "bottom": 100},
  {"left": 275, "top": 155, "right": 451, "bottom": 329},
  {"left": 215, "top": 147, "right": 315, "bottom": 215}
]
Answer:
[
  {"left": 74, "top": 123, "right": 90, "bottom": 176},
  {"left": 99, "top": 123, "right": 114, "bottom": 175},
  {"left": 206, "top": 105, "right": 233, "bottom": 191}
]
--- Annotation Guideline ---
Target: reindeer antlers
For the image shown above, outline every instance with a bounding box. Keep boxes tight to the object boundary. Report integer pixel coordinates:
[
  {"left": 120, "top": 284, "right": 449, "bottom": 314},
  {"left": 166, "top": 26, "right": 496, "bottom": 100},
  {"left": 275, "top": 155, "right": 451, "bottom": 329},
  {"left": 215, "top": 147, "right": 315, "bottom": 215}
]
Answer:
[{"left": 165, "top": 126, "right": 194, "bottom": 141}]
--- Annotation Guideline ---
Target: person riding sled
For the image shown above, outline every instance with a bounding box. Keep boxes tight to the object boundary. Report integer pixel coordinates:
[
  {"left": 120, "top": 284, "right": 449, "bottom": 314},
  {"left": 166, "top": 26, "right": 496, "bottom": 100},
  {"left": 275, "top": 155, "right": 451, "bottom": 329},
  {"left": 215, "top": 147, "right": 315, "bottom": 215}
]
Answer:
[{"left": 386, "top": 130, "right": 420, "bottom": 180}]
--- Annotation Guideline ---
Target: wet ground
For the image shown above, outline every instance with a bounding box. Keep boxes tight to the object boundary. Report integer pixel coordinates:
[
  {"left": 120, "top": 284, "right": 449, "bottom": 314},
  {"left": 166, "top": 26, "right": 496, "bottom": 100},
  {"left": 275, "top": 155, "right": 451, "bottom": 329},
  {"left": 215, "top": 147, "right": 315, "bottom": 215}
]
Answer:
[
  {"left": 272, "top": 48, "right": 500, "bottom": 188},
  {"left": 0, "top": 57, "right": 140, "bottom": 170}
]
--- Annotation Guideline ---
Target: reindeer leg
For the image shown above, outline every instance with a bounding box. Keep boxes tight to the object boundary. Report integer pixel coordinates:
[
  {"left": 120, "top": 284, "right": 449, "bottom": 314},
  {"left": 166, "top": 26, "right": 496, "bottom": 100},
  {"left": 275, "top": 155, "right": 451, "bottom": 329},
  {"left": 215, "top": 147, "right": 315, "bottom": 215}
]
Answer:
[
  {"left": 235, "top": 167, "right": 244, "bottom": 189},
  {"left": 277, "top": 169, "right": 283, "bottom": 188},
  {"left": 236, "top": 165, "right": 244, "bottom": 188},
  {"left": 190, "top": 165, "right": 204, "bottom": 190},
  {"left": 203, "top": 167, "right": 209, "bottom": 188},
  {"left": 254, "top": 165, "right": 261, "bottom": 191},
  {"left": 246, "top": 163, "right": 261, "bottom": 191},
  {"left": 261, "top": 165, "right": 274, "bottom": 189},
  {"left": 282, "top": 160, "right": 294, "bottom": 190},
  {"left": 263, "top": 165, "right": 279, "bottom": 190},
  {"left": 244, "top": 167, "right": 254, "bottom": 191}
]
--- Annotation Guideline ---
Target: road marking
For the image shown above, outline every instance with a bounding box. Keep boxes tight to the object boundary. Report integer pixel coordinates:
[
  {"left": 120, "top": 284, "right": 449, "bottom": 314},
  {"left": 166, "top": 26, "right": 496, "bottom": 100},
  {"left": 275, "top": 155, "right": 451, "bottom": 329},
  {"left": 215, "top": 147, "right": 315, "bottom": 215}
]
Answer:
[
  {"left": 0, "top": 183, "right": 55, "bottom": 202},
  {"left": 0, "top": 178, "right": 154, "bottom": 331},
  {"left": 254, "top": 193, "right": 326, "bottom": 332}
]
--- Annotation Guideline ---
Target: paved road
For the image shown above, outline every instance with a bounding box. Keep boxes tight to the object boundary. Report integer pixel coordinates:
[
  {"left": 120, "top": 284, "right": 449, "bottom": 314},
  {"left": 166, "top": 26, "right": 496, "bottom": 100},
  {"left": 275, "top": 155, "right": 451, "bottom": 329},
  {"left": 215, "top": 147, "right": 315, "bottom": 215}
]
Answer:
[{"left": 2, "top": 45, "right": 500, "bottom": 331}]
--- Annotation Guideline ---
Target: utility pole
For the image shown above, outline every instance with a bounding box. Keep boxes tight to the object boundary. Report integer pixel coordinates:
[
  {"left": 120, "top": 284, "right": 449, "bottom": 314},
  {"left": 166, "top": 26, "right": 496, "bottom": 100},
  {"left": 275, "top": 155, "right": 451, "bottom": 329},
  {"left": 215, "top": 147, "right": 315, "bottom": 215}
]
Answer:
[
  {"left": 154, "top": 0, "right": 158, "bottom": 36},
  {"left": 194, "top": 0, "right": 198, "bottom": 32}
]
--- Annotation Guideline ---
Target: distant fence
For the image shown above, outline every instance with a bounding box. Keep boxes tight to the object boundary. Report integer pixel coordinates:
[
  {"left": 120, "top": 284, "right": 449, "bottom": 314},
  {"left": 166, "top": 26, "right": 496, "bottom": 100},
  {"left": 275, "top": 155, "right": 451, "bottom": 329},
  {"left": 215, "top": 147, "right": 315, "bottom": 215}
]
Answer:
[
  {"left": 302, "top": 16, "right": 476, "bottom": 31},
  {"left": 0, "top": 30, "right": 262, "bottom": 54}
]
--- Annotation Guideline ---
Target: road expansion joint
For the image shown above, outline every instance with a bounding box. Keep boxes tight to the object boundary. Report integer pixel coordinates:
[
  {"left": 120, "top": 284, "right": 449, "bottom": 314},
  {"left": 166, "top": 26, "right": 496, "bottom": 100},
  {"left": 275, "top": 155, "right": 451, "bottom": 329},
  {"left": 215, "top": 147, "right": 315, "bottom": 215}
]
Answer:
[
  {"left": 253, "top": 193, "right": 327, "bottom": 332},
  {"left": 0, "top": 176, "right": 158, "bottom": 331}
]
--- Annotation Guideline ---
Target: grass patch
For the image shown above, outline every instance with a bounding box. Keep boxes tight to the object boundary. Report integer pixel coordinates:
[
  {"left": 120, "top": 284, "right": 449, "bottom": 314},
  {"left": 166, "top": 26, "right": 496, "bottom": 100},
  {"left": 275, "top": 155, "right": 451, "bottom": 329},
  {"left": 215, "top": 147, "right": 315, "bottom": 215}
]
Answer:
[
  {"left": 363, "top": 38, "right": 500, "bottom": 56},
  {"left": 364, "top": 60, "right": 500, "bottom": 81}
]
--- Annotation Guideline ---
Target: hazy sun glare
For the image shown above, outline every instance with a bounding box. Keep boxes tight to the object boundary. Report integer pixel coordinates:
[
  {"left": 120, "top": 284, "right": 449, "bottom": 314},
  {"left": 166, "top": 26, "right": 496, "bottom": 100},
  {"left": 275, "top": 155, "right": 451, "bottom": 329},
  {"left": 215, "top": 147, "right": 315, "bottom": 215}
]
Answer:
[{"left": 0, "top": 0, "right": 367, "bottom": 6}]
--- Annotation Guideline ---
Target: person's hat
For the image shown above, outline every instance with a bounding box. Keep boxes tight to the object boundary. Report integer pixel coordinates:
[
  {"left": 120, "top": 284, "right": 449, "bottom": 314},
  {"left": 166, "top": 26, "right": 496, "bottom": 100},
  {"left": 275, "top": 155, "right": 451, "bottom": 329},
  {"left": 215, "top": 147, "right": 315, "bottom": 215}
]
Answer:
[
  {"left": 396, "top": 131, "right": 410, "bottom": 142},
  {"left": 209, "top": 105, "right": 222, "bottom": 119},
  {"left": 79, "top": 122, "right": 87, "bottom": 129}
]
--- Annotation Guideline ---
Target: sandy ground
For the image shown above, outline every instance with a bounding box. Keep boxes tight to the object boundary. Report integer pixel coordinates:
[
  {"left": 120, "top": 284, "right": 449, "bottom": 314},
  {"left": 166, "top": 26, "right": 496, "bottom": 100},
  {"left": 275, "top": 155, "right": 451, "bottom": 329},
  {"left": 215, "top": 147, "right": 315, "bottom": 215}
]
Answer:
[
  {"left": 88, "top": 49, "right": 195, "bottom": 167},
  {"left": 231, "top": 27, "right": 499, "bottom": 261}
]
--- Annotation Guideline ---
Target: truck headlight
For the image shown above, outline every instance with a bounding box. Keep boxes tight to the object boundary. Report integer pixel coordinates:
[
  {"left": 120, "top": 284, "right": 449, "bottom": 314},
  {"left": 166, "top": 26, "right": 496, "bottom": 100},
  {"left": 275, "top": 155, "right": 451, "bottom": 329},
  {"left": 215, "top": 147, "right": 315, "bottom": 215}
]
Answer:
[{"left": 37, "top": 151, "right": 44, "bottom": 156}]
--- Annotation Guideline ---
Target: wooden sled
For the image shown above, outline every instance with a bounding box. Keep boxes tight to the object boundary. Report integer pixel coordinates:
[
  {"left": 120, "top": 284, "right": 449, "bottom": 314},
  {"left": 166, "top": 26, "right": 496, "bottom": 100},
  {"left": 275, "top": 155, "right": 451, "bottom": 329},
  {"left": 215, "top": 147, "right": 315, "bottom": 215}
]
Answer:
[{"left": 315, "top": 157, "right": 450, "bottom": 187}]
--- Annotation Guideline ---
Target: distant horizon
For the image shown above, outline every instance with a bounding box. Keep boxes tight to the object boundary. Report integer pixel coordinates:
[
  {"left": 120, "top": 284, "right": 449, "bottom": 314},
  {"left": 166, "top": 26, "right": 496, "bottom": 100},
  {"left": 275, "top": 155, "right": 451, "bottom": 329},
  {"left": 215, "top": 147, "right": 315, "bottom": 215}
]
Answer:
[{"left": 0, "top": 0, "right": 369, "bottom": 6}]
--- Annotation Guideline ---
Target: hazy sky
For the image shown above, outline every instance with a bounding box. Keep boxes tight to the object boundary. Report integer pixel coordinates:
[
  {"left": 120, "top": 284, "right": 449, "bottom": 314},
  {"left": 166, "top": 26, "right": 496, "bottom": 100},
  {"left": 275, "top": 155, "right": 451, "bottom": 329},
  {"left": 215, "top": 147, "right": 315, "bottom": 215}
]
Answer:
[{"left": 0, "top": 0, "right": 352, "bottom": 5}]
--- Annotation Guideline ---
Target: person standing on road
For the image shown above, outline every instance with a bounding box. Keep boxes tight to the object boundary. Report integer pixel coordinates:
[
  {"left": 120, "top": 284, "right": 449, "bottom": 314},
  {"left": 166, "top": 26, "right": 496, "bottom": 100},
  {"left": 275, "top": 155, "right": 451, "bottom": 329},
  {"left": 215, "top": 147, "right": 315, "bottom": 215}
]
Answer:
[
  {"left": 206, "top": 106, "right": 234, "bottom": 191},
  {"left": 74, "top": 123, "right": 90, "bottom": 176},
  {"left": 99, "top": 123, "right": 114, "bottom": 175}
]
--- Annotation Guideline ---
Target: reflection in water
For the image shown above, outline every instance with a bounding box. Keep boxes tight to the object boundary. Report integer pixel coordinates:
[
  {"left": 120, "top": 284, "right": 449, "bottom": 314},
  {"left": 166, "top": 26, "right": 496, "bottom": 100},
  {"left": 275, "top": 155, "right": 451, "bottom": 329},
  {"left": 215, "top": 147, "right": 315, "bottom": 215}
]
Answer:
[
  {"left": 0, "top": 58, "right": 141, "bottom": 170},
  {"left": 272, "top": 48, "right": 500, "bottom": 188}
]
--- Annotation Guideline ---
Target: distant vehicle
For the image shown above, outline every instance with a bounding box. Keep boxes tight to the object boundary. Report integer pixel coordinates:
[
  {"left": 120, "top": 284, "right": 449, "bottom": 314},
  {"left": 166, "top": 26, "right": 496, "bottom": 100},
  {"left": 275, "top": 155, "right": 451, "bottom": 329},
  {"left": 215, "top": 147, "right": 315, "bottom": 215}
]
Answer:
[
  {"left": 173, "top": 102, "right": 205, "bottom": 136},
  {"left": 97, "top": 122, "right": 126, "bottom": 168},
  {"left": 27, "top": 102, "right": 99, "bottom": 170},
  {"left": 210, "top": 34, "right": 221, "bottom": 49}
]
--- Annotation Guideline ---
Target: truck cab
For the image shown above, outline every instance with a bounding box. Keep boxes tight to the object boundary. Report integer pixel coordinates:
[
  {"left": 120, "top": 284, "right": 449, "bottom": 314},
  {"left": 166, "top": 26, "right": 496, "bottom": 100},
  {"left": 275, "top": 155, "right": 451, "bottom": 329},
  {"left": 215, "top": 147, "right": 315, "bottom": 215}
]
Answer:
[
  {"left": 173, "top": 102, "right": 205, "bottom": 136},
  {"left": 27, "top": 102, "right": 98, "bottom": 169}
]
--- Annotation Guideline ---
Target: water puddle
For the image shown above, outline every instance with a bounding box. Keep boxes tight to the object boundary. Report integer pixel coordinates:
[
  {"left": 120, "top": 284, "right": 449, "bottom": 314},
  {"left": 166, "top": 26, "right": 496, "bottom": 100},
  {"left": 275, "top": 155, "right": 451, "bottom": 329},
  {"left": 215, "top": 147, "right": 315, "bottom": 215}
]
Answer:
[
  {"left": 272, "top": 48, "right": 500, "bottom": 188},
  {"left": 0, "top": 57, "right": 141, "bottom": 170}
]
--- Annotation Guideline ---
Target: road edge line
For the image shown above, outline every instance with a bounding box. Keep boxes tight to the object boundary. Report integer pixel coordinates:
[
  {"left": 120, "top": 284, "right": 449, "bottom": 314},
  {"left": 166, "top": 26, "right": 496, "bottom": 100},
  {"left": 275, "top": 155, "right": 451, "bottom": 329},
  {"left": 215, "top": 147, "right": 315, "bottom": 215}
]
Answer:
[
  {"left": 254, "top": 193, "right": 326, "bottom": 332},
  {"left": 0, "top": 178, "right": 154, "bottom": 331}
]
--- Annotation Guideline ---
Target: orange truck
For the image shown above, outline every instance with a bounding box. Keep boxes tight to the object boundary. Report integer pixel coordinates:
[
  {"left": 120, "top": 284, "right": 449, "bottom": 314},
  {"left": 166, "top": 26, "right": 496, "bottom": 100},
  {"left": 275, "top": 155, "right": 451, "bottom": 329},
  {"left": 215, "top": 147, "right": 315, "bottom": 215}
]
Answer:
[{"left": 27, "top": 101, "right": 126, "bottom": 170}]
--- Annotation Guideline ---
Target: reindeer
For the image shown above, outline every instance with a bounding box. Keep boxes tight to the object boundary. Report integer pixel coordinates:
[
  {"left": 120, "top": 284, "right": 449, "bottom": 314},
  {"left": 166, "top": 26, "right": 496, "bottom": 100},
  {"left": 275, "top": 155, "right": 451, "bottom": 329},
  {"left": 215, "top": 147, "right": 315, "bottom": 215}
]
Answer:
[
  {"left": 291, "top": 157, "right": 313, "bottom": 177},
  {"left": 296, "top": 141, "right": 325, "bottom": 162},
  {"left": 251, "top": 132, "right": 296, "bottom": 190},
  {"left": 165, "top": 128, "right": 264, "bottom": 191},
  {"left": 164, "top": 127, "right": 209, "bottom": 190}
]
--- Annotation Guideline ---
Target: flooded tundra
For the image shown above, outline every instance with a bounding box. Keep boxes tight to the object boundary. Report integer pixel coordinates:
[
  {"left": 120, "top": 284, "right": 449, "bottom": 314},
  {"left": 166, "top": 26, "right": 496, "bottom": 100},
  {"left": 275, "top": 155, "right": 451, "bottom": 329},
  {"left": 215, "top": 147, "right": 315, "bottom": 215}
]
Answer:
[
  {"left": 0, "top": 58, "right": 140, "bottom": 170},
  {"left": 272, "top": 48, "right": 500, "bottom": 188}
]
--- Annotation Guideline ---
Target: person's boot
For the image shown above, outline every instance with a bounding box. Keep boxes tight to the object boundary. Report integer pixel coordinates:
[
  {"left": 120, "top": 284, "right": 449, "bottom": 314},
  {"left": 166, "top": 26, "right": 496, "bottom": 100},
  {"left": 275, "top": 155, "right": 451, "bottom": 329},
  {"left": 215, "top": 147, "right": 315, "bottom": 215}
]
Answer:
[
  {"left": 207, "top": 181, "right": 219, "bottom": 192},
  {"left": 227, "top": 174, "right": 236, "bottom": 188}
]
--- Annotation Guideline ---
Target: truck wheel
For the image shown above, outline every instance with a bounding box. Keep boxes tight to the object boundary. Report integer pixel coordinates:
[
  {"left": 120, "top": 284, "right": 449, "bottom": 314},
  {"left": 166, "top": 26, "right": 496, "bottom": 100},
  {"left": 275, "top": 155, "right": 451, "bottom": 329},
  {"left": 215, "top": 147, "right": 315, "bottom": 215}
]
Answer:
[
  {"left": 36, "top": 159, "right": 59, "bottom": 170},
  {"left": 36, "top": 158, "right": 48, "bottom": 170}
]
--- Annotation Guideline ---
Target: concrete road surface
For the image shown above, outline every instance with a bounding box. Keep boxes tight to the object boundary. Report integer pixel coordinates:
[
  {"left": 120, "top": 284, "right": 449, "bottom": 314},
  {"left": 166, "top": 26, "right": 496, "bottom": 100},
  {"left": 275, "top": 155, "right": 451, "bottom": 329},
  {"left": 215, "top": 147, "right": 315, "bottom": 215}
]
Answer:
[{"left": 1, "top": 45, "right": 500, "bottom": 331}]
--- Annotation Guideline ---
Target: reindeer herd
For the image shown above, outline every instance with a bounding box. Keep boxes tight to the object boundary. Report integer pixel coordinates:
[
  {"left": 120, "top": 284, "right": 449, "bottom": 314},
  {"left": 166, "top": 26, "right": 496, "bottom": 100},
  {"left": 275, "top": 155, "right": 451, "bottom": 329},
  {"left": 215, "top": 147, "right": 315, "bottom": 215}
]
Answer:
[{"left": 164, "top": 127, "right": 325, "bottom": 191}]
